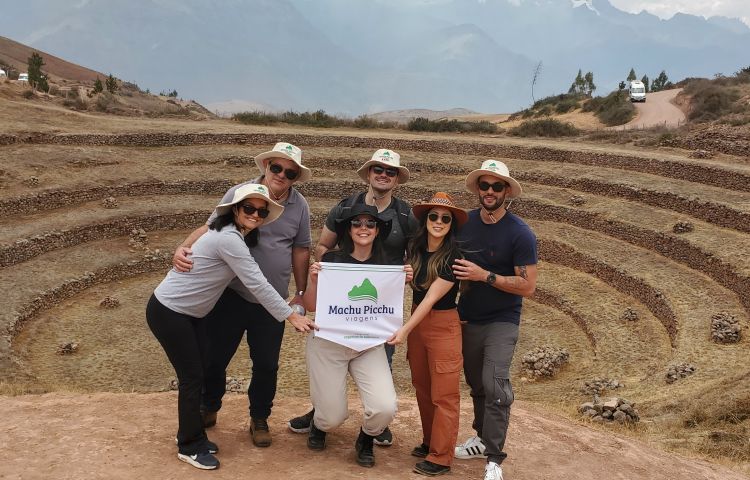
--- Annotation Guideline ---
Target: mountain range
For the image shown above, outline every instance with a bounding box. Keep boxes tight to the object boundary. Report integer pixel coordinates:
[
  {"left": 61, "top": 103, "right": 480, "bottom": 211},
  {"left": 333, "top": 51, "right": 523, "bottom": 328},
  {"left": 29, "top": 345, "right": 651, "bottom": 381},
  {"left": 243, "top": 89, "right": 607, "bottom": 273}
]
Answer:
[{"left": 1, "top": 0, "right": 748, "bottom": 114}]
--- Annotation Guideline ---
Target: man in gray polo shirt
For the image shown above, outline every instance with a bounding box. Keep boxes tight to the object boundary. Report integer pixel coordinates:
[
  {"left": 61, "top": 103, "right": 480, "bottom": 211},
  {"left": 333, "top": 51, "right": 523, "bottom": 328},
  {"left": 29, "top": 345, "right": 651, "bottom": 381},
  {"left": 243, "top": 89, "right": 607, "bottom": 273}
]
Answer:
[{"left": 173, "top": 142, "right": 312, "bottom": 448}]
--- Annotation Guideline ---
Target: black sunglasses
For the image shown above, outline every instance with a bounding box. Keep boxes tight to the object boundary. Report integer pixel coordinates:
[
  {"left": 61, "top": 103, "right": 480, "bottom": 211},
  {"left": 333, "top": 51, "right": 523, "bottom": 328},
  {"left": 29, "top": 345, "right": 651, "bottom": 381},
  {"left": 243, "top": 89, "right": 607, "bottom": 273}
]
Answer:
[
  {"left": 478, "top": 181, "right": 507, "bottom": 192},
  {"left": 269, "top": 162, "right": 299, "bottom": 180},
  {"left": 239, "top": 203, "right": 270, "bottom": 218},
  {"left": 427, "top": 213, "right": 453, "bottom": 224},
  {"left": 371, "top": 165, "right": 399, "bottom": 178},
  {"left": 350, "top": 219, "right": 378, "bottom": 229}
]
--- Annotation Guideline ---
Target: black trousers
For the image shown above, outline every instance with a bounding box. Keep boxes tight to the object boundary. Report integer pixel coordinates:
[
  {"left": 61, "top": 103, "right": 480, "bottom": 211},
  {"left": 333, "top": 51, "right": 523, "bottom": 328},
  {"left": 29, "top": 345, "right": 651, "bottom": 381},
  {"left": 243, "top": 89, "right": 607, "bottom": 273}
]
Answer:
[
  {"left": 146, "top": 294, "right": 209, "bottom": 455},
  {"left": 202, "top": 288, "right": 285, "bottom": 419}
]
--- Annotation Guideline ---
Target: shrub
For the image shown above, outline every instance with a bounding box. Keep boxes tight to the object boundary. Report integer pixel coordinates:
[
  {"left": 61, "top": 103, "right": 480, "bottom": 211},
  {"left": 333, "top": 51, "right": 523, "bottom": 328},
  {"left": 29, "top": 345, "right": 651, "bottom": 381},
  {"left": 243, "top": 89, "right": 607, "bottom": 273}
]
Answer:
[
  {"left": 583, "top": 91, "right": 635, "bottom": 126},
  {"left": 509, "top": 118, "right": 579, "bottom": 137},
  {"left": 48, "top": 85, "right": 60, "bottom": 96},
  {"left": 62, "top": 98, "right": 87, "bottom": 110},
  {"left": 406, "top": 117, "right": 497, "bottom": 133},
  {"left": 687, "top": 83, "right": 740, "bottom": 122},
  {"left": 232, "top": 111, "right": 279, "bottom": 125},
  {"left": 95, "top": 92, "right": 119, "bottom": 112},
  {"left": 21, "top": 90, "right": 33, "bottom": 99}
]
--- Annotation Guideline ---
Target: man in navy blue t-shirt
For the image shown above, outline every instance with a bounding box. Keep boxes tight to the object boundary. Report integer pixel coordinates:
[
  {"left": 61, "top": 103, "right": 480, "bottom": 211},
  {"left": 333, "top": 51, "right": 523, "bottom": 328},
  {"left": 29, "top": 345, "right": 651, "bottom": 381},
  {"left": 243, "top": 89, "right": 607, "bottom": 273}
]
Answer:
[{"left": 452, "top": 160, "right": 538, "bottom": 480}]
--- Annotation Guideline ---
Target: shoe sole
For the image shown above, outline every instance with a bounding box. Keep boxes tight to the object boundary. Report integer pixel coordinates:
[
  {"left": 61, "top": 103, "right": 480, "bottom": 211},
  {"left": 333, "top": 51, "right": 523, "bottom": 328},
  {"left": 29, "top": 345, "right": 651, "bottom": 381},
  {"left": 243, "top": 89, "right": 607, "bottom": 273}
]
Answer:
[
  {"left": 174, "top": 437, "right": 218, "bottom": 454},
  {"left": 356, "top": 459, "right": 375, "bottom": 468},
  {"left": 177, "top": 453, "right": 219, "bottom": 470},
  {"left": 307, "top": 441, "right": 326, "bottom": 451},
  {"left": 454, "top": 453, "right": 487, "bottom": 459},
  {"left": 373, "top": 439, "right": 392, "bottom": 446},
  {"left": 413, "top": 466, "right": 450, "bottom": 476},
  {"left": 288, "top": 422, "right": 311, "bottom": 434}
]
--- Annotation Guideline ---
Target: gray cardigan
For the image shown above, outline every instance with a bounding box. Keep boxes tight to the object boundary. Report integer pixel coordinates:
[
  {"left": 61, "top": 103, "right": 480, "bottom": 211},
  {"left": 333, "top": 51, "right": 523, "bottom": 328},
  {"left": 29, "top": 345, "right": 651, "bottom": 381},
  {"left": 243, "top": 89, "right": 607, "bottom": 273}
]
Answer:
[{"left": 154, "top": 225, "right": 293, "bottom": 321}]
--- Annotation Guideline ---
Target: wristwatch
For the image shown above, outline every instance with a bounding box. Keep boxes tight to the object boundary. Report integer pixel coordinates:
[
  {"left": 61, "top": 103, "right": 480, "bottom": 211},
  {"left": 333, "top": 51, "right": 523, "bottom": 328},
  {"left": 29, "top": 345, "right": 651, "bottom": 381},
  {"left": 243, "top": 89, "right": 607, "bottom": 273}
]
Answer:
[{"left": 486, "top": 272, "right": 496, "bottom": 285}]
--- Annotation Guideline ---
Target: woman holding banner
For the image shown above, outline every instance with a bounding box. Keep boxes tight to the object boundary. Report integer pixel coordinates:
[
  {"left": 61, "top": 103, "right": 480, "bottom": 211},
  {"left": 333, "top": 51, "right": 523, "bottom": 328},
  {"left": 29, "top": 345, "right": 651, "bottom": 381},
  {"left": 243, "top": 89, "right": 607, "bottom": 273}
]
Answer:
[
  {"left": 387, "top": 192, "right": 467, "bottom": 476},
  {"left": 302, "top": 203, "right": 412, "bottom": 468},
  {"left": 146, "top": 184, "right": 314, "bottom": 471}
]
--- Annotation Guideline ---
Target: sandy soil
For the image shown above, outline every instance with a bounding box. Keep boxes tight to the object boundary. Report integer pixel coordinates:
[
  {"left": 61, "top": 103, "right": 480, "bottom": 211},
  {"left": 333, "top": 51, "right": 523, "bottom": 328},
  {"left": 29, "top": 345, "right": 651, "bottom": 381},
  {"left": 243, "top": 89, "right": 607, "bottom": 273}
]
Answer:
[{"left": 2, "top": 392, "right": 746, "bottom": 480}]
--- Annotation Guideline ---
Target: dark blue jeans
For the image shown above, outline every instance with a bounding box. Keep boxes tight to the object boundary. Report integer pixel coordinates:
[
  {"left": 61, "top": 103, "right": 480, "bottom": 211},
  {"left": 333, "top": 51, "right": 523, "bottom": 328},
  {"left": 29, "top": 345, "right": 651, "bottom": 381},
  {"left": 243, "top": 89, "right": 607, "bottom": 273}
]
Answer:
[
  {"left": 146, "top": 294, "right": 209, "bottom": 455},
  {"left": 202, "top": 288, "right": 285, "bottom": 419}
]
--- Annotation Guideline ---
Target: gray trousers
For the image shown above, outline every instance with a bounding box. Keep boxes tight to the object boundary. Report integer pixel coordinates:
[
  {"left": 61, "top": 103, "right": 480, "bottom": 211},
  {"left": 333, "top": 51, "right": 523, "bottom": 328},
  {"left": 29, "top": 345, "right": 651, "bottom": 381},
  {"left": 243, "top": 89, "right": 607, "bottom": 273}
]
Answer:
[{"left": 462, "top": 321, "right": 519, "bottom": 465}]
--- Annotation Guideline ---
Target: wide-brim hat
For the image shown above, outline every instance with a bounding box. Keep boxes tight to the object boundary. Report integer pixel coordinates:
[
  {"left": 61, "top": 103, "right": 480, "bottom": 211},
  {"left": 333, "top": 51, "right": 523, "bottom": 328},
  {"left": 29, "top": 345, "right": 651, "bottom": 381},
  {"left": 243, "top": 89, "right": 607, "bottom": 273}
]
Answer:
[
  {"left": 334, "top": 203, "right": 392, "bottom": 241},
  {"left": 356, "top": 149, "right": 410, "bottom": 184},
  {"left": 465, "top": 159, "right": 522, "bottom": 198},
  {"left": 412, "top": 192, "right": 468, "bottom": 227},
  {"left": 254, "top": 142, "right": 312, "bottom": 183},
  {"left": 215, "top": 183, "right": 284, "bottom": 224}
]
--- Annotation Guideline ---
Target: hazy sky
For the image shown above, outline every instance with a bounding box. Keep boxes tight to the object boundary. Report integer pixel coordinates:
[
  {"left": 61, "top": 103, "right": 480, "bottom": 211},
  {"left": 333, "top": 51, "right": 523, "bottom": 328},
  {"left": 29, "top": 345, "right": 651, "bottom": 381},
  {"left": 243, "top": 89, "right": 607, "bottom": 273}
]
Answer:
[{"left": 607, "top": 0, "right": 750, "bottom": 26}]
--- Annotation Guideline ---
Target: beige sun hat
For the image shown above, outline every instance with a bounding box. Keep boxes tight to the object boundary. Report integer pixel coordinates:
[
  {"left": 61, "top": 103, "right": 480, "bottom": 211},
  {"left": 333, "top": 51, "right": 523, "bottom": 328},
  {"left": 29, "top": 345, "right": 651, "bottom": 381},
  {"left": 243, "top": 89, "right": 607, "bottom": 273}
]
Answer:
[
  {"left": 465, "top": 159, "right": 522, "bottom": 199},
  {"left": 254, "top": 142, "right": 312, "bottom": 183},
  {"left": 356, "top": 149, "right": 410, "bottom": 184},
  {"left": 215, "top": 183, "right": 284, "bottom": 224}
]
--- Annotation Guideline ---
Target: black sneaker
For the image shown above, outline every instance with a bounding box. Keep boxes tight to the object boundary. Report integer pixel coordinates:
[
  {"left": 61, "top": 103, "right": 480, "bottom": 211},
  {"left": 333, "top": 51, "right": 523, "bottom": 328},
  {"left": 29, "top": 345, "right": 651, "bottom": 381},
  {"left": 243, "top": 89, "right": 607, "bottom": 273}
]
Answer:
[
  {"left": 177, "top": 452, "right": 220, "bottom": 470},
  {"left": 201, "top": 409, "right": 217, "bottom": 429},
  {"left": 373, "top": 426, "right": 393, "bottom": 446},
  {"left": 355, "top": 428, "right": 375, "bottom": 468},
  {"left": 414, "top": 460, "right": 450, "bottom": 476},
  {"left": 174, "top": 438, "right": 218, "bottom": 454},
  {"left": 288, "top": 408, "right": 314, "bottom": 433},
  {"left": 307, "top": 421, "right": 327, "bottom": 451},
  {"left": 411, "top": 443, "right": 429, "bottom": 458}
]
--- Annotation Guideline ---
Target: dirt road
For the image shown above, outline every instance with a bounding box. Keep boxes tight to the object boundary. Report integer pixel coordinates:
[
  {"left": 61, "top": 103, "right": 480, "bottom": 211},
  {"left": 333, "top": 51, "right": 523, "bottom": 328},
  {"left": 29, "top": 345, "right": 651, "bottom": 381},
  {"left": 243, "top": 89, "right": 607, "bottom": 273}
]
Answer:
[
  {"left": 612, "top": 88, "right": 686, "bottom": 130},
  {"left": 3, "top": 392, "right": 746, "bottom": 480}
]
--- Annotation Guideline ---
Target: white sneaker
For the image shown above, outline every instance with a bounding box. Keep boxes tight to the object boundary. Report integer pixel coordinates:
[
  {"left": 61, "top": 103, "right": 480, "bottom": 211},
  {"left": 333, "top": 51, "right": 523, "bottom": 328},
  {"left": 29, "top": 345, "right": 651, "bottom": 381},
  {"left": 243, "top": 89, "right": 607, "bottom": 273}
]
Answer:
[
  {"left": 454, "top": 435, "right": 487, "bottom": 459},
  {"left": 484, "top": 461, "right": 504, "bottom": 480}
]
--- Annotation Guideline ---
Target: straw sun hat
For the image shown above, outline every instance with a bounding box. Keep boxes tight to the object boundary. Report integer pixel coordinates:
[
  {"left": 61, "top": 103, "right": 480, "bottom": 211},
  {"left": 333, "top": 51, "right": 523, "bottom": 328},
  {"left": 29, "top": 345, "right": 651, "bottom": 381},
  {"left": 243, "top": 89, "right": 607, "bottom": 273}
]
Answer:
[{"left": 412, "top": 192, "right": 468, "bottom": 227}]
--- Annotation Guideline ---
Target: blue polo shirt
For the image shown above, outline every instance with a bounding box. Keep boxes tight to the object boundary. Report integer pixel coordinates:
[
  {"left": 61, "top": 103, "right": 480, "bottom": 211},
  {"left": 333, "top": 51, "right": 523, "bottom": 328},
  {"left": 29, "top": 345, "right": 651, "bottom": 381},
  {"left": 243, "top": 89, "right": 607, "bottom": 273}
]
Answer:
[{"left": 457, "top": 209, "right": 537, "bottom": 325}]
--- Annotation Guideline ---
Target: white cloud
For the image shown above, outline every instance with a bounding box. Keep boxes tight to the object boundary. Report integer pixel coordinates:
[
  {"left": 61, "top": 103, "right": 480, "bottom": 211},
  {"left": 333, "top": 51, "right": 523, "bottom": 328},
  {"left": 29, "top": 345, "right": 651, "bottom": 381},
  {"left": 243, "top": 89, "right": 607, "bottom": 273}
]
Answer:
[{"left": 607, "top": 0, "right": 750, "bottom": 27}]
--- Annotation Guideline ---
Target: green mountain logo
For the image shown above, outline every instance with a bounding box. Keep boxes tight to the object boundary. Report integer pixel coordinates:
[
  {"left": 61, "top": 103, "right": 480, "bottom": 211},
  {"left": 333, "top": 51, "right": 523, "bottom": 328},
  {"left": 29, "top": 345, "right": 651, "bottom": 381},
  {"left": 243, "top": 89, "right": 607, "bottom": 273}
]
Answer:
[
  {"left": 285, "top": 145, "right": 294, "bottom": 152},
  {"left": 382, "top": 150, "right": 391, "bottom": 157},
  {"left": 348, "top": 278, "right": 378, "bottom": 302}
]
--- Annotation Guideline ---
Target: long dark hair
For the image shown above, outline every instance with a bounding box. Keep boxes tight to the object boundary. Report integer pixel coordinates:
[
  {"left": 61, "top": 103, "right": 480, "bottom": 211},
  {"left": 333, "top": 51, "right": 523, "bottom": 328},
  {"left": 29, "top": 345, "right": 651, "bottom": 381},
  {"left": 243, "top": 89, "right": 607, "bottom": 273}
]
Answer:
[
  {"left": 407, "top": 212, "right": 461, "bottom": 290},
  {"left": 208, "top": 208, "right": 259, "bottom": 248},
  {"left": 334, "top": 219, "right": 386, "bottom": 264}
]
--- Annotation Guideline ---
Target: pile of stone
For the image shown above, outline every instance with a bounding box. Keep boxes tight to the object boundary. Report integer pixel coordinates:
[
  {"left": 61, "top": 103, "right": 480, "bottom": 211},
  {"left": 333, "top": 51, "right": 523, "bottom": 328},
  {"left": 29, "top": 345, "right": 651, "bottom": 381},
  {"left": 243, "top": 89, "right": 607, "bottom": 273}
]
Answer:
[
  {"left": 569, "top": 195, "right": 586, "bottom": 206},
  {"left": 665, "top": 362, "right": 696, "bottom": 384},
  {"left": 23, "top": 176, "right": 39, "bottom": 187},
  {"left": 128, "top": 228, "right": 148, "bottom": 249},
  {"left": 522, "top": 345, "right": 570, "bottom": 378},
  {"left": 102, "top": 196, "right": 118, "bottom": 208},
  {"left": 689, "top": 149, "right": 714, "bottom": 159},
  {"left": 224, "top": 156, "right": 253, "bottom": 167},
  {"left": 672, "top": 221, "right": 694, "bottom": 234},
  {"left": 711, "top": 312, "right": 741, "bottom": 344},
  {"left": 620, "top": 308, "right": 639, "bottom": 322},
  {"left": 56, "top": 342, "right": 79, "bottom": 355},
  {"left": 579, "top": 377, "right": 624, "bottom": 396},
  {"left": 99, "top": 296, "right": 120, "bottom": 309},
  {"left": 169, "top": 376, "right": 248, "bottom": 392},
  {"left": 579, "top": 397, "right": 639, "bottom": 423}
]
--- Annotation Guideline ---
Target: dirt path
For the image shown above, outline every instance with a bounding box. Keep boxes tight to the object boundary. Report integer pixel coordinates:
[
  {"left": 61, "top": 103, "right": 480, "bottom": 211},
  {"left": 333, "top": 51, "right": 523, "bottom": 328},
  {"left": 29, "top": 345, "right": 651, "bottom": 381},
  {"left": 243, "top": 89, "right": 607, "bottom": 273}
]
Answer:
[
  {"left": 2, "top": 392, "right": 746, "bottom": 480},
  {"left": 612, "top": 88, "right": 686, "bottom": 130}
]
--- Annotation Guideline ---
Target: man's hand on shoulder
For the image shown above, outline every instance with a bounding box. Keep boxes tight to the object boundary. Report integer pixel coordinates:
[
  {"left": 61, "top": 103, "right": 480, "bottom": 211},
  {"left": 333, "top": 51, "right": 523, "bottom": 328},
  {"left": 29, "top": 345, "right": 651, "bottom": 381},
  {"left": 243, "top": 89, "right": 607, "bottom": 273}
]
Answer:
[{"left": 173, "top": 245, "right": 194, "bottom": 272}]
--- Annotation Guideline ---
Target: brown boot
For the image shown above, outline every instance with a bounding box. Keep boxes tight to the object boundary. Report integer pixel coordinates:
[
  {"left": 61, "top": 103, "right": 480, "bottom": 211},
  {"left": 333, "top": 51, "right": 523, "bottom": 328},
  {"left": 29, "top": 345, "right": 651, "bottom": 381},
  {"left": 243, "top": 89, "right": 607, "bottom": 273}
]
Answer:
[{"left": 250, "top": 417, "right": 272, "bottom": 447}]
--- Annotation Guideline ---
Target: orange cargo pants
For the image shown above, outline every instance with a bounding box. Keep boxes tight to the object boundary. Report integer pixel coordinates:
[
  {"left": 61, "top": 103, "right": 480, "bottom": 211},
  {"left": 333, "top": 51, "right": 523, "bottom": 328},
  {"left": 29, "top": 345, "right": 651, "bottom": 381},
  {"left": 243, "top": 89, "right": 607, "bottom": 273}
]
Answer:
[{"left": 406, "top": 308, "right": 463, "bottom": 467}]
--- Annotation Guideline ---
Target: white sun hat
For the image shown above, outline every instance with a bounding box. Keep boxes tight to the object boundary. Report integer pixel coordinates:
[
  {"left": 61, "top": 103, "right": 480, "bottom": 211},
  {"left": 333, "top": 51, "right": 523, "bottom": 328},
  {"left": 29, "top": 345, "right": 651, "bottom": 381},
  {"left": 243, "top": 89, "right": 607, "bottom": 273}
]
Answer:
[
  {"left": 254, "top": 142, "right": 312, "bottom": 183},
  {"left": 215, "top": 183, "right": 284, "bottom": 224},
  {"left": 356, "top": 148, "right": 410, "bottom": 184},
  {"left": 465, "top": 159, "right": 522, "bottom": 199}
]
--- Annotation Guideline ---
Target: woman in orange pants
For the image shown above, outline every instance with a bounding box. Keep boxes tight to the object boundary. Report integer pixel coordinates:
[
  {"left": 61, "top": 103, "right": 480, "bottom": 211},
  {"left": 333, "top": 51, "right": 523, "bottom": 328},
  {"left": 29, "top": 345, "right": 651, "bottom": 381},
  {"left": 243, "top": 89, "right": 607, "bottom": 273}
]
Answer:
[{"left": 387, "top": 192, "right": 467, "bottom": 476}]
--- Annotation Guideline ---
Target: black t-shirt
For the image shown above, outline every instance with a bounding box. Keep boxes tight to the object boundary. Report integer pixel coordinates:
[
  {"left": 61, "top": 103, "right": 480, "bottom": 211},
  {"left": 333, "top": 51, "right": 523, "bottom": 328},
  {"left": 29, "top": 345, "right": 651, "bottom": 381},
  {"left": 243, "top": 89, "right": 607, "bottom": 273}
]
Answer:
[
  {"left": 457, "top": 210, "right": 537, "bottom": 325},
  {"left": 321, "top": 250, "right": 377, "bottom": 265},
  {"left": 411, "top": 248, "right": 460, "bottom": 310}
]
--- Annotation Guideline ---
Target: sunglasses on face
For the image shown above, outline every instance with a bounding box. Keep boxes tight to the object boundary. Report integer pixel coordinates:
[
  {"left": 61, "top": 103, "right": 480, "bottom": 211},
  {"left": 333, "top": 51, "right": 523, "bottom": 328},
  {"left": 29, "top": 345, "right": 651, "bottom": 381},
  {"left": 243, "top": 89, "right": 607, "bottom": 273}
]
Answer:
[
  {"left": 478, "top": 181, "right": 507, "bottom": 192},
  {"left": 239, "top": 203, "right": 270, "bottom": 218},
  {"left": 427, "top": 213, "right": 453, "bottom": 224},
  {"left": 371, "top": 165, "right": 399, "bottom": 178},
  {"left": 350, "top": 219, "right": 378, "bottom": 229},
  {"left": 269, "top": 162, "right": 299, "bottom": 180}
]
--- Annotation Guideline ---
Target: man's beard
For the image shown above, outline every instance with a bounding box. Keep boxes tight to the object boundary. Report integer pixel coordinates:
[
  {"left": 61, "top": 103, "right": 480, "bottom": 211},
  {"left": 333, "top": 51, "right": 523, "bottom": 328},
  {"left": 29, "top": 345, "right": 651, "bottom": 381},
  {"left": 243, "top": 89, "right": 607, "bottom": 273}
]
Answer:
[{"left": 481, "top": 195, "right": 504, "bottom": 211}]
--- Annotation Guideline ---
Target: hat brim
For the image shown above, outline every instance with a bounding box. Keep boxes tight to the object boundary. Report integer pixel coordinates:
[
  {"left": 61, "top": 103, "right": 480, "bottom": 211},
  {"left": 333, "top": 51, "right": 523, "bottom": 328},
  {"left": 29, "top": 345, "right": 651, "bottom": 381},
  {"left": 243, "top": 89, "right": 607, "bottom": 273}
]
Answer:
[
  {"left": 356, "top": 160, "right": 410, "bottom": 184},
  {"left": 215, "top": 192, "right": 284, "bottom": 224},
  {"left": 334, "top": 215, "right": 392, "bottom": 244},
  {"left": 465, "top": 169, "right": 522, "bottom": 198},
  {"left": 254, "top": 151, "right": 312, "bottom": 183},
  {"left": 412, "top": 203, "right": 468, "bottom": 228}
]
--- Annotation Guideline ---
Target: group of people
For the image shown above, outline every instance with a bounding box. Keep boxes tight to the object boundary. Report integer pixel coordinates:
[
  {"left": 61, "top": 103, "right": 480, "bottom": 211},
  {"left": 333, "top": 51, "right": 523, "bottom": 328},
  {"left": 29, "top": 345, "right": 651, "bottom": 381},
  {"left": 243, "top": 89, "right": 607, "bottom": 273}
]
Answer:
[{"left": 146, "top": 142, "right": 538, "bottom": 480}]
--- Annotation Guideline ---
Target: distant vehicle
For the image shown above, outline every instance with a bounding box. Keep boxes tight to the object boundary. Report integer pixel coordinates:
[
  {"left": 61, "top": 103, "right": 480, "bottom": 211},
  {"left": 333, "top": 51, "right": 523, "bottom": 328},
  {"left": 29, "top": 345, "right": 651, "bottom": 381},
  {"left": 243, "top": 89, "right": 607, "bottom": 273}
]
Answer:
[
  {"left": 0, "top": 69, "right": 6, "bottom": 77},
  {"left": 18, "top": 73, "right": 29, "bottom": 82},
  {"left": 628, "top": 80, "right": 646, "bottom": 102}
]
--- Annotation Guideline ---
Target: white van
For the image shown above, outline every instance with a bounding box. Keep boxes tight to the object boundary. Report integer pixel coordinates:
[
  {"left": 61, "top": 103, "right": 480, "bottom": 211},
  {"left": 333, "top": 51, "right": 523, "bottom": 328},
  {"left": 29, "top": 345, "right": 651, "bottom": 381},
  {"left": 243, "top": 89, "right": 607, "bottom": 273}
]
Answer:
[
  {"left": 18, "top": 73, "right": 29, "bottom": 82},
  {"left": 0, "top": 69, "right": 6, "bottom": 77},
  {"left": 628, "top": 80, "right": 646, "bottom": 102}
]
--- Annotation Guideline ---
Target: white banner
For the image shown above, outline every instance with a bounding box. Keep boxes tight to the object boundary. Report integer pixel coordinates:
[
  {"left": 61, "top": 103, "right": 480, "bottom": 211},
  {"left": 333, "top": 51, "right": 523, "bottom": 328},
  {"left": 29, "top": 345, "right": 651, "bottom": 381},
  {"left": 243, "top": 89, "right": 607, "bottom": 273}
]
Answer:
[{"left": 314, "top": 262, "right": 406, "bottom": 351}]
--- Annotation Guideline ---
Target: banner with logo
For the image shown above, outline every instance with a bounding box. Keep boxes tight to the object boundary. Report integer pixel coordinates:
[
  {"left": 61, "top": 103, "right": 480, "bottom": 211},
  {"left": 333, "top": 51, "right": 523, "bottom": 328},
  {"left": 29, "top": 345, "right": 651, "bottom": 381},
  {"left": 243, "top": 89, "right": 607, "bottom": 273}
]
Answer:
[{"left": 314, "top": 262, "right": 406, "bottom": 351}]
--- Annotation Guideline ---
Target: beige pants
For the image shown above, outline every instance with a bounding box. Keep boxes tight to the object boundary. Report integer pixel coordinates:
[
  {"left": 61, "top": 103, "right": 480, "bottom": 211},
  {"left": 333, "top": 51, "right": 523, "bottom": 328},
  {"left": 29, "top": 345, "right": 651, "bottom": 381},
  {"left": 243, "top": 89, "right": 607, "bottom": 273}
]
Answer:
[{"left": 306, "top": 335, "right": 397, "bottom": 436}]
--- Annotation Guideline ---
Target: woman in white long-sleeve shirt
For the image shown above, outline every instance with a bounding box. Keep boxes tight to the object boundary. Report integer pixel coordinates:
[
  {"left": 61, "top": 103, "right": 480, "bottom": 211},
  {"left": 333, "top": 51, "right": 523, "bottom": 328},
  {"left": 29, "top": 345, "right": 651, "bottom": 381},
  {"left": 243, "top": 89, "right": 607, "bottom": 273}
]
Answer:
[{"left": 146, "top": 183, "right": 315, "bottom": 471}]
